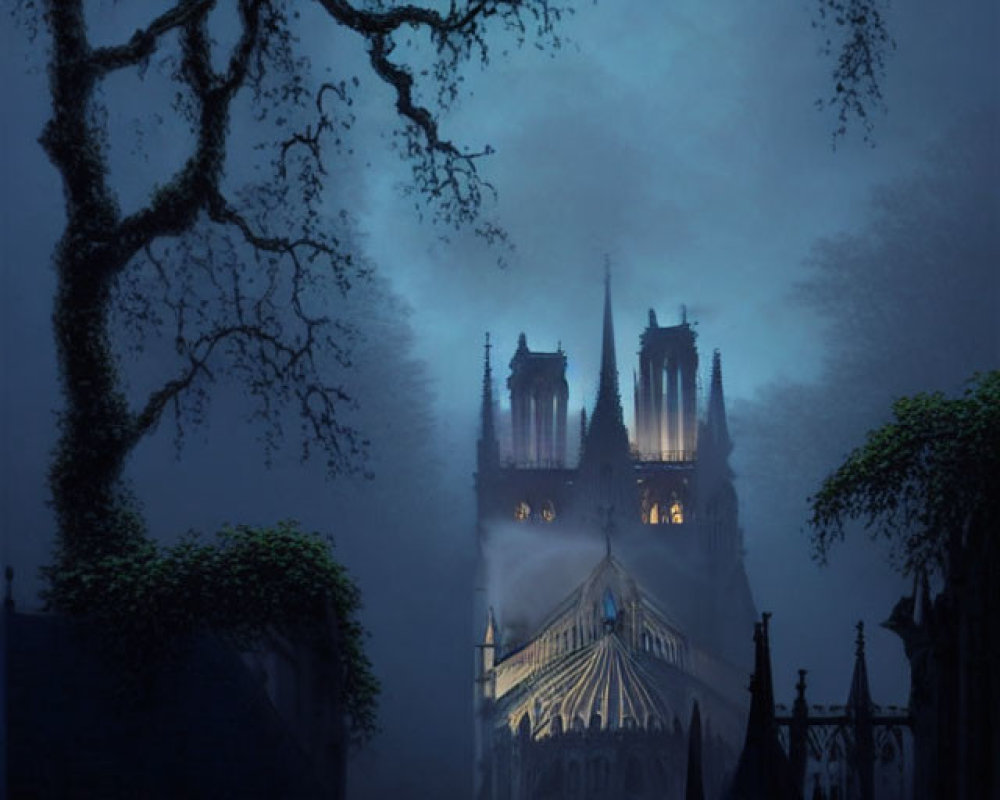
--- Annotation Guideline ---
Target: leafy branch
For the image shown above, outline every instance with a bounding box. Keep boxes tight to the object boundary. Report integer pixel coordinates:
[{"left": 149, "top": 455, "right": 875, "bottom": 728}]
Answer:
[{"left": 44, "top": 521, "right": 379, "bottom": 742}]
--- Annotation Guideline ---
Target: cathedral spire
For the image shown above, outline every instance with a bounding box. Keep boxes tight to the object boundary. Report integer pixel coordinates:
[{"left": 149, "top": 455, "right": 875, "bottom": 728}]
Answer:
[
  {"left": 848, "top": 621, "right": 873, "bottom": 712},
  {"left": 706, "top": 349, "right": 732, "bottom": 456},
  {"left": 685, "top": 701, "right": 705, "bottom": 800},
  {"left": 477, "top": 332, "right": 499, "bottom": 474},
  {"left": 847, "top": 622, "right": 875, "bottom": 800},
  {"left": 578, "top": 267, "right": 634, "bottom": 526},
  {"left": 597, "top": 263, "right": 621, "bottom": 410},
  {"left": 748, "top": 612, "right": 777, "bottom": 737},
  {"left": 728, "top": 613, "right": 801, "bottom": 799},
  {"left": 483, "top": 606, "right": 497, "bottom": 647},
  {"left": 584, "top": 264, "right": 627, "bottom": 439}
]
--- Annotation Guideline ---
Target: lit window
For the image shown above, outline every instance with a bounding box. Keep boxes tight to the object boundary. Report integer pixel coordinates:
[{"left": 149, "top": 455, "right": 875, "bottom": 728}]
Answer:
[
  {"left": 670, "top": 502, "right": 684, "bottom": 524},
  {"left": 541, "top": 501, "right": 556, "bottom": 522},
  {"left": 515, "top": 501, "right": 531, "bottom": 521},
  {"left": 649, "top": 503, "right": 660, "bottom": 525}
]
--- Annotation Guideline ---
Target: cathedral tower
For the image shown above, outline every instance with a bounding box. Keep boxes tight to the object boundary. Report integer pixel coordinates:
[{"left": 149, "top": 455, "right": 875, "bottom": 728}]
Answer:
[{"left": 474, "top": 275, "right": 757, "bottom": 800}]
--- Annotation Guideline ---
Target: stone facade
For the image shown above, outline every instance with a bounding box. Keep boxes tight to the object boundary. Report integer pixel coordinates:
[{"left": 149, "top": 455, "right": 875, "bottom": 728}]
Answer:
[{"left": 474, "top": 275, "right": 758, "bottom": 800}]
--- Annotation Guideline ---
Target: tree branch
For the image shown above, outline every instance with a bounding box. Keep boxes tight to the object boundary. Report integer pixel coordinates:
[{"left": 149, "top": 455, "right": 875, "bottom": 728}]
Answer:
[
  {"left": 316, "top": 0, "right": 490, "bottom": 38},
  {"left": 91, "top": 0, "right": 216, "bottom": 76}
]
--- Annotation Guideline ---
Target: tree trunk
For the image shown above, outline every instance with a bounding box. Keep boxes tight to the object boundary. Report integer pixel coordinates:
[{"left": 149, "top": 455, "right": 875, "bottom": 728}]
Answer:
[{"left": 50, "top": 238, "right": 138, "bottom": 570}]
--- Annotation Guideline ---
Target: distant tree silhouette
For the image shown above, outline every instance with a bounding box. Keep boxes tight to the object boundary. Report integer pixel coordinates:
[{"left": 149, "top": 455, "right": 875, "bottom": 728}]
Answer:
[
  {"left": 810, "top": 372, "right": 1000, "bottom": 800},
  {"left": 734, "top": 115, "right": 998, "bottom": 598}
]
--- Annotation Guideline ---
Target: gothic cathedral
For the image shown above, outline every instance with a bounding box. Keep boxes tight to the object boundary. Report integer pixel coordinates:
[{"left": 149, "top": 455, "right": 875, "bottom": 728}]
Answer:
[{"left": 474, "top": 274, "right": 758, "bottom": 800}]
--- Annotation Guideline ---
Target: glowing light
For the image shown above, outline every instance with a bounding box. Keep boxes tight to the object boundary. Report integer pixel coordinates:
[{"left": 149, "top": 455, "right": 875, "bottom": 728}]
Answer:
[
  {"left": 670, "top": 502, "right": 684, "bottom": 524},
  {"left": 541, "top": 501, "right": 556, "bottom": 522},
  {"left": 649, "top": 503, "right": 660, "bottom": 525},
  {"left": 515, "top": 501, "right": 531, "bottom": 521}
]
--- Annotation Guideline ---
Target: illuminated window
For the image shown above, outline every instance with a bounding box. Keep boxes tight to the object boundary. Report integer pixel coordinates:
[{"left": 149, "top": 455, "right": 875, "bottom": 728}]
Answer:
[
  {"left": 670, "top": 502, "right": 684, "bottom": 525},
  {"left": 515, "top": 501, "right": 531, "bottom": 521},
  {"left": 648, "top": 503, "right": 660, "bottom": 525},
  {"left": 541, "top": 500, "right": 556, "bottom": 522}
]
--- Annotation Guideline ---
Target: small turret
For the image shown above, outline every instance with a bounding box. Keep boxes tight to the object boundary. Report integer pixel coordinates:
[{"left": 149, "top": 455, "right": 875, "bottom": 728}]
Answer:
[
  {"left": 686, "top": 701, "right": 705, "bottom": 800},
  {"left": 726, "top": 613, "right": 801, "bottom": 799},
  {"left": 478, "top": 607, "right": 498, "bottom": 700},
  {"left": 846, "top": 622, "right": 875, "bottom": 800},
  {"left": 789, "top": 670, "right": 809, "bottom": 796},
  {"left": 477, "top": 333, "right": 500, "bottom": 475},
  {"left": 704, "top": 349, "right": 732, "bottom": 463}
]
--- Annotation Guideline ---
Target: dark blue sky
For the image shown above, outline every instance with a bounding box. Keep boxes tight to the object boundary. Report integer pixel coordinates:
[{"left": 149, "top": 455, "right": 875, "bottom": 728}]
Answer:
[{"left": 1, "top": 1, "right": 997, "bottom": 796}]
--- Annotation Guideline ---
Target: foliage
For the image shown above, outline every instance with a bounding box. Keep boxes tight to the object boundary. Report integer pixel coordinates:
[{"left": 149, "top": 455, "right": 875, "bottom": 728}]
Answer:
[
  {"left": 43, "top": 520, "right": 379, "bottom": 742},
  {"left": 814, "top": 0, "right": 895, "bottom": 143},
  {"left": 809, "top": 371, "right": 1000, "bottom": 576}
]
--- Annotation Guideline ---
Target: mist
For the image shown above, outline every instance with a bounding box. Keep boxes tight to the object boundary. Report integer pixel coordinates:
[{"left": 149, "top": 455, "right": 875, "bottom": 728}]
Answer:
[
  {"left": 2, "top": 0, "right": 998, "bottom": 798},
  {"left": 732, "top": 113, "right": 999, "bottom": 709}
]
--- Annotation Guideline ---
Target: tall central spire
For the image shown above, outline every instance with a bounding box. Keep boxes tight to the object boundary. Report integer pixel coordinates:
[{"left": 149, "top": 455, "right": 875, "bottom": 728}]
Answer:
[
  {"left": 598, "top": 261, "right": 620, "bottom": 410},
  {"left": 579, "top": 265, "right": 634, "bottom": 526}
]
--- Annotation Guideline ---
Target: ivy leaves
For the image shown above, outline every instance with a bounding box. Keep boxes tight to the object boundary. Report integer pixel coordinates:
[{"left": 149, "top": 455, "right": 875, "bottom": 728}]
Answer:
[
  {"left": 809, "top": 371, "right": 1000, "bottom": 576},
  {"left": 46, "top": 520, "right": 379, "bottom": 742}
]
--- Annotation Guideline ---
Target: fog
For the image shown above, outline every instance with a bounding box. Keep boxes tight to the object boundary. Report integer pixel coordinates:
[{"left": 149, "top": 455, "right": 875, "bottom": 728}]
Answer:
[{"left": 2, "top": 0, "right": 998, "bottom": 797}]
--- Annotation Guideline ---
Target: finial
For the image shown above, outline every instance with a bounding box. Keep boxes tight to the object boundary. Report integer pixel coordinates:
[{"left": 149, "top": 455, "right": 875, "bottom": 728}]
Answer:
[
  {"left": 600, "top": 505, "right": 615, "bottom": 558},
  {"left": 796, "top": 669, "right": 808, "bottom": 701},
  {"left": 681, "top": 303, "right": 687, "bottom": 325},
  {"left": 484, "top": 606, "right": 497, "bottom": 646},
  {"left": 855, "top": 620, "right": 865, "bottom": 656}
]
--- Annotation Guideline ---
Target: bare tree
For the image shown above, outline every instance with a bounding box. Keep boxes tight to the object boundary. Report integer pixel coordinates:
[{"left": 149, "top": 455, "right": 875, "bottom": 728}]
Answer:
[
  {"left": 24, "top": 0, "right": 894, "bottom": 587},
  {"left": 26, "top": 0, "right": 569, "bottom": 579}
]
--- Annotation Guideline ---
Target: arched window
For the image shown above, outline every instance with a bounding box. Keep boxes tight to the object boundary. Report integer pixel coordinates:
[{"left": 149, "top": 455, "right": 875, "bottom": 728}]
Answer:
[
  {"left": 541, "top": 500, "right": 556, "bottom": 522},
  {"left": 602, "top": 588, "right": 617, "bottom": 623},
  {"left": 514, "top": 501, "right": 531, "bottom": 521},
  {"left": 670, "top": 501, "right": 684, "bottom": 524},
  {"left": 518, "top": 712, "right": 531, "bottom": 738},
  {"left": 649, "top": 502, "right": 660, "bottom": 525}
]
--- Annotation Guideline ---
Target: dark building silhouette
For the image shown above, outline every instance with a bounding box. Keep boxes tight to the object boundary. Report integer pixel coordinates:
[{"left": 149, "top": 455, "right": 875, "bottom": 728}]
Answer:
[
  {"left": 729, "top": 616, "right": 911, "bottom": 800},
  {"left": 4, "top": 569, "right": 347, "bottom": 799},
  {"left": 474, "top": 274, "right": 758, "bottom": 800}
]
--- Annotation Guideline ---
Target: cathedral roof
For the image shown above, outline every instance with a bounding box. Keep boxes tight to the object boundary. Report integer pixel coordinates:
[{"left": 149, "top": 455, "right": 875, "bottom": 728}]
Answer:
[
  {"left": 494, "top": 555, "right": 691, "bottom": 737},
  {"left": 517, "top": 630, "right": 674, "bottom": 737},
  {"left": 519, "top": 554, "right": 685, "bottom": 656}
]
